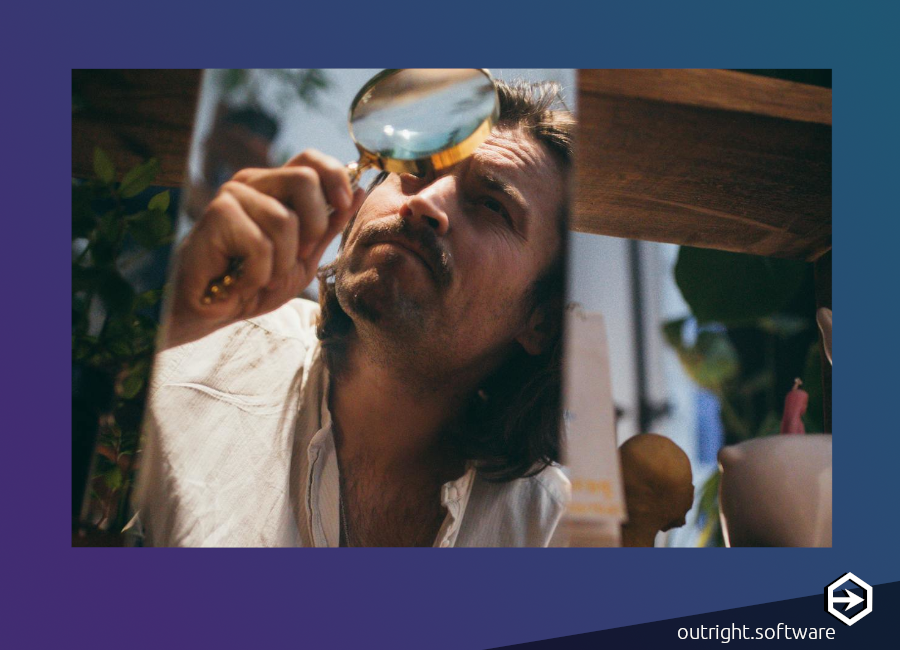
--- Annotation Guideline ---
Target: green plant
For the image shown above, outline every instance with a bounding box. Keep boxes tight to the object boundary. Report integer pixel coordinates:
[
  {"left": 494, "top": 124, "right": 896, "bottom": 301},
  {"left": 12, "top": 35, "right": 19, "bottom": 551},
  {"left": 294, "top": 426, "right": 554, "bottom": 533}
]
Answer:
[
  {"left": 73, "top": 149, "right": 173, "bottom": 531},
  {"left": 663, "top": 246, "right": 823, "bottom": 546}
]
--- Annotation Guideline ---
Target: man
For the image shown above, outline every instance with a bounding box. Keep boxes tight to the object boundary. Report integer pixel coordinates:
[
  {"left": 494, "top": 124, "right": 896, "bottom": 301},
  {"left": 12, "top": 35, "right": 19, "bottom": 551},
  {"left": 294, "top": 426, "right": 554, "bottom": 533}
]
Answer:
[{"left": 136, "top": 80, "right": 575, "bottom": 546}]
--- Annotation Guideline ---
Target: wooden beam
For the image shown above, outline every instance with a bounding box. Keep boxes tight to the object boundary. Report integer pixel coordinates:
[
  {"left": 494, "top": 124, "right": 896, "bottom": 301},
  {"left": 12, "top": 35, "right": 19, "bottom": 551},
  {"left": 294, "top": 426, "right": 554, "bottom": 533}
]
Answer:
[
  {"left": 573, "top": 70, "right": 831, "bottom": 261},
  {"left": 579, "top": 69, "right": 831, "bottom": 125},
  {"left": 73, "top": 70, "right": 201, "bottom": 187}
]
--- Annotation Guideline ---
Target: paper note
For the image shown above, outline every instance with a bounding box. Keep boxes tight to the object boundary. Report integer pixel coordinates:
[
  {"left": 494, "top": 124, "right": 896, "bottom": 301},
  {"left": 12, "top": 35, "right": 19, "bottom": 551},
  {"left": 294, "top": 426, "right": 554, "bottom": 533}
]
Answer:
[{"left": 560, "top": 305, "right": 625, "bottom": 545}]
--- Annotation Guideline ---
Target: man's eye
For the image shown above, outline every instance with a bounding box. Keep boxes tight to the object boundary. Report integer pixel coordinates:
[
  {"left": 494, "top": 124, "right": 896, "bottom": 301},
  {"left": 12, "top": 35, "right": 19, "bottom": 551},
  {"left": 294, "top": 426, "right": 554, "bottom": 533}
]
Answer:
[
  {"left": 480, "top": 197, "right": 511, "bottom": 223},
  {"left": 481, "top": 197, "right": 503, "bottom": 213}
]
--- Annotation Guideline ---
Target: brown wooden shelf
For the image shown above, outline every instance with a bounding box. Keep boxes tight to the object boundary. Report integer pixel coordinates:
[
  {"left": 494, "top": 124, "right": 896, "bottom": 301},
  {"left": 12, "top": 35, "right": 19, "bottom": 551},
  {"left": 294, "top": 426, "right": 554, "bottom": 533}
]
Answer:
[
  {"left": 573, "top": 69, "right": 832, "bottom": 262},
  {"left": 72, "top": 70, "right": 201, "bottom": 188}
]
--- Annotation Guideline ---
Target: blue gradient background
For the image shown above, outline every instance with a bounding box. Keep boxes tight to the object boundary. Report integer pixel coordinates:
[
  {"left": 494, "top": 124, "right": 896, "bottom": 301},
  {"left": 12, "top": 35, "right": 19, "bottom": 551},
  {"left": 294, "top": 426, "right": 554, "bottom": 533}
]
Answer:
[{"left": 6, "top": 1, "right": 896, "bottom": 647}]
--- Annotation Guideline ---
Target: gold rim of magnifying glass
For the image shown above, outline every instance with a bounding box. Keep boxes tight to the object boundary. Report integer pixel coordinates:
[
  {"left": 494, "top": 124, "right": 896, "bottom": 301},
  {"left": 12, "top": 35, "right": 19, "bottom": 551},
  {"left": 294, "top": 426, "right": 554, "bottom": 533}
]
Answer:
[{"left": 348, "top": 68, "right": 500, "bottom": 176}]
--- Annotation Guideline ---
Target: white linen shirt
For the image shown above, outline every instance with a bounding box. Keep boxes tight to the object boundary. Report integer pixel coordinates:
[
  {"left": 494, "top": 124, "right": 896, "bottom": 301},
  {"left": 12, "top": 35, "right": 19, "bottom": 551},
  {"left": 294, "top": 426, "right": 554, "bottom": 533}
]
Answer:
[{"left": 134, "top": 299, "right": 570, "bottom": 547}]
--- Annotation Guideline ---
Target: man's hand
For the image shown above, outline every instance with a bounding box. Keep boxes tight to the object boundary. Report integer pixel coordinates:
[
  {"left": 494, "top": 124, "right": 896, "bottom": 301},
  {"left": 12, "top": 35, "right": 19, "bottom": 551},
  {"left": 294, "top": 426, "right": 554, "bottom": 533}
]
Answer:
[{"left": 166, "top": 150, "right": 365, "bottom": 348}]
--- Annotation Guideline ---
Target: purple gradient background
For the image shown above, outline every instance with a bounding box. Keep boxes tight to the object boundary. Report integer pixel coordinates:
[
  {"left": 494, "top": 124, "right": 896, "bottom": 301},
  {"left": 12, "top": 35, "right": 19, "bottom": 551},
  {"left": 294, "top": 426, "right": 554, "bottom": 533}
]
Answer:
[{"left": 4, "top": 2, "right": 894, "bottom": 648}]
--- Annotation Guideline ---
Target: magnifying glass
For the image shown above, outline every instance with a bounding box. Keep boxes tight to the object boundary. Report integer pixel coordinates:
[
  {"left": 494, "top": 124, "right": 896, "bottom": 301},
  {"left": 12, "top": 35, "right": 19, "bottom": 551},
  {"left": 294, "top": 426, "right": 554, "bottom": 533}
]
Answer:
[{"left": 202, "top": 68, "right": 499, "bottom": 303}]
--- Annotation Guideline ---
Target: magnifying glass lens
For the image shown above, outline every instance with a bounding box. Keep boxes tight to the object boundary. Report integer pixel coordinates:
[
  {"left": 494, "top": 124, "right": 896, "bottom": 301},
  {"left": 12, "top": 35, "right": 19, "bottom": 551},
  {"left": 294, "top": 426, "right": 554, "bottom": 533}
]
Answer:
[{"left": 351, "top": 69, "right": 497, "bottom": 161}]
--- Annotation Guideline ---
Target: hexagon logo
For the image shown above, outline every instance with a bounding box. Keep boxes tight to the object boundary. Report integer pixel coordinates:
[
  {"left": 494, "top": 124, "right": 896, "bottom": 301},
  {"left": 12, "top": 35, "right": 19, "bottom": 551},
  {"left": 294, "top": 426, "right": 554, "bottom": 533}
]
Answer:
[{"left": 825, "top": 572, "right": 873, "bottom": 626}]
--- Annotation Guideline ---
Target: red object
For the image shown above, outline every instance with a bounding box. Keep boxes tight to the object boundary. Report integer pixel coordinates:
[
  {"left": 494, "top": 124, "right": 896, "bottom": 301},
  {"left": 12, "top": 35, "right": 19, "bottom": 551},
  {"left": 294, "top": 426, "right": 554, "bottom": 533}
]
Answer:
[{"left": 780, "top": 378, "right": 808, "bottom": 434}]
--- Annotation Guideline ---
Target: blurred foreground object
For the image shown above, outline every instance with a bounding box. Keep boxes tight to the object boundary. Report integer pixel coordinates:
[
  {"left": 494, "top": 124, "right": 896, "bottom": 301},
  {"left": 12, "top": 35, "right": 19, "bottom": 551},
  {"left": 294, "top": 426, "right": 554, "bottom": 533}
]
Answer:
[
  {"left": 718, "top": 435, "right": 832, "bottom": 547},
  {"left": 619, "top": 434, "right": 694, "bottom": 547},
  {"left": 558, "top": 307, "right": 624, "bottom": 547}
]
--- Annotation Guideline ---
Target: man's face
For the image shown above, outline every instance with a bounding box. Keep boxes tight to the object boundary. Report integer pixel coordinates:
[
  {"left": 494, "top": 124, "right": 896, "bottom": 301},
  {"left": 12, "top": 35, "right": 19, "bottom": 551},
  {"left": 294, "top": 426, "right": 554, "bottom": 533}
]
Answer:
[{"left": 334, "top": 126, "right": 565, "bottom": 379}]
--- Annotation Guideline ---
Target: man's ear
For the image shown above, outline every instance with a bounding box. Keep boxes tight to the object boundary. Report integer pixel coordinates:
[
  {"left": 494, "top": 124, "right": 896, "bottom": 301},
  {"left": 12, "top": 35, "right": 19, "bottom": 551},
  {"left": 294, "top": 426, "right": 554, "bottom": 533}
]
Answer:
[{"left": 515, "top": 308, "right": 549, "bottom": 357}]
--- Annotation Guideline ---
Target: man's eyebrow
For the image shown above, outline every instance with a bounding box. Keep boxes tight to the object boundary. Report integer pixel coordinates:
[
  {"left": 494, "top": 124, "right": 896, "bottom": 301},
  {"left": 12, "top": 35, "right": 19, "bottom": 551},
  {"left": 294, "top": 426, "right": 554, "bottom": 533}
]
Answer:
[{"left": 476, "top": 170, "right": 527, "bottom": 213}]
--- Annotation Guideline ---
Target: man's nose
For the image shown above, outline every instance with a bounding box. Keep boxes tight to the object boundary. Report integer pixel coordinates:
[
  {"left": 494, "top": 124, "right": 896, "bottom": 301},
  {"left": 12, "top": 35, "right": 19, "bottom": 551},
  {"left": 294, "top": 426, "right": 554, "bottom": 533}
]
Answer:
[{"left": 399, "top": 182, "right": 451, "bottom": 236}]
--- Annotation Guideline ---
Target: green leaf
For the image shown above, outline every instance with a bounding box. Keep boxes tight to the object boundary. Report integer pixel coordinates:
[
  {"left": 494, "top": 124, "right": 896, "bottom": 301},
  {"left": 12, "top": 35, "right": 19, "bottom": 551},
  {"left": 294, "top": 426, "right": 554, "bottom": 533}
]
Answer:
[
  {"left": 73, "top": 336, "right": 96, "bottom": 361},
  {"left": 103, "top": 313, "right": 131, "bottom": 341},
  {"left": 758, "top": 314, "right": 809, "bottom": 338},
  {"left": 109, "top": 340, "right": 133, "bottom": 357},
  {"left": 134, "top": 288, "right": 162, "bottom": 310},
  {"left": 120, "top": 372, "right": 144, "bottom": 399},
  {"left": 697, "top": 515, "right": 724, "bottom": 548},
  {"left": 674, "top": 247, "right": 809, "bottom": 326},
  {"left": 88, "top": 350, "right": 114, "bottom": 367},
  {"left": 686, "top": 332, "right": 740, "bottom": 390},
  {"left": 696, "top": 470, "right": 720, "bottom": 523},
  {"left": 91, "top": 211, "right": 122, "bottom": 266},
  {"left": 667, "top": 328, "right": 739, "bottom": 392},
  {"left": 119, "top": 158, "right": 159, "bottom": 199},
  {"left": 148, "top": 190, "right": 170, "bottom": 212},
  {"left": 93, "top": 148, "right": 115, "bottom": 184},
  {"left": 131, "top": 324, "right": 158, "bottom": 354},
  {"left": 127, "top": 212, "right": 150, "bottom": 247},
  {"left": 662, "top": 317, "right": 739, "bottom": 392},
  {"left": 128, "top": 208, "right": 171, "bottom": 248},
  {"left": 131, "top": 356, "right": 152, "bottom": 376},
  {"left": 695, "top": 470, "right": 724, "bottom": 547},
  {"left": 148, "top": 208, "right": 172, "bottom": 240},
  {"left": 104, "top": 466, "right": 123, "bottom": 492}
]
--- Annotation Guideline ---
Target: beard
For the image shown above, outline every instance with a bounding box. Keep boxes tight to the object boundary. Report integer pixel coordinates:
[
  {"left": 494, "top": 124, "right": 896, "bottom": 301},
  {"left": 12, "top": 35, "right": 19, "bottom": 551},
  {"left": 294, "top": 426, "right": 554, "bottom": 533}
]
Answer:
[{"left": 333, "top": 216, "right": 453, "bottom": 334}]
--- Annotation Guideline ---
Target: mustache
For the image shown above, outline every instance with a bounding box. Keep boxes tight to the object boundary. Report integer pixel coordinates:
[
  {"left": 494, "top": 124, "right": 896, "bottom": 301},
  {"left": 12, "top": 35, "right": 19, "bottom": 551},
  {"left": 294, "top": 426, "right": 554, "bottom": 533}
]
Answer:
[{"left": 355, "top": 217, "right": 453, "bottom": 287}]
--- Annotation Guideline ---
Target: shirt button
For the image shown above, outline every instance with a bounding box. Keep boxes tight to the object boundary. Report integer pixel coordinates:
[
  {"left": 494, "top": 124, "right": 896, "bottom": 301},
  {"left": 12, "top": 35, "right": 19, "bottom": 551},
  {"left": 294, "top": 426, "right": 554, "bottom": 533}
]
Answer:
[{"left": 440, "top": 539, "right": 450, "bottom": 547}]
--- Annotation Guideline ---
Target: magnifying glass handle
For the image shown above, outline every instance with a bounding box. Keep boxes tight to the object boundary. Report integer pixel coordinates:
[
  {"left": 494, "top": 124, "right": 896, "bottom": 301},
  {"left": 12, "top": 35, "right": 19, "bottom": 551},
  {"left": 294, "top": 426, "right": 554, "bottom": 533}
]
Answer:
[{"left": 201, "top": 162, "right": 364, "bottom": 305}]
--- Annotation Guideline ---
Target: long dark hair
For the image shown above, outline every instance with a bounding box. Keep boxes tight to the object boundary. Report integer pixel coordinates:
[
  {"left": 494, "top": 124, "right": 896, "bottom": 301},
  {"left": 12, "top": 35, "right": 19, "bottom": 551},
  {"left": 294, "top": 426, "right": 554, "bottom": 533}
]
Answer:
[{"left": 317, "top": 79, "right": 574, "bottom": 481}]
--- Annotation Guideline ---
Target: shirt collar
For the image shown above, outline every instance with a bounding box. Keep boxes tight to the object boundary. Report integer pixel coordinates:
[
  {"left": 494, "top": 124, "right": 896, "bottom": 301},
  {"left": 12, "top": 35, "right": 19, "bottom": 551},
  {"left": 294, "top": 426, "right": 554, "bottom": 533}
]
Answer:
[{"left": 307, "top": 372, "right": 477, "bottom": 547}]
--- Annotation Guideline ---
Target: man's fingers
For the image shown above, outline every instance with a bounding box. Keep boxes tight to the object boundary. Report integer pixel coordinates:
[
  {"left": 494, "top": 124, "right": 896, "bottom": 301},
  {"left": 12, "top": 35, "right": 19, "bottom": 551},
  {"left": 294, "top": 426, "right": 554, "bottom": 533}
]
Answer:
[
  {"left": 167, "top": 152, "right": 359, "bottom": 347},
  {"left": 231, "top": 151, "right": 355, "bottom": 261},
  {"left": 233, "top": 167, "right": 330, "bottom": 255},
  {"left": 202, "top": 191, "right": 275, "bottom": 300},
  {"left": 219, "top": 181, "right": 299, "bottom": 280},
  {"left": 285, "top": 150, "right": 353, "bottom": 211}
]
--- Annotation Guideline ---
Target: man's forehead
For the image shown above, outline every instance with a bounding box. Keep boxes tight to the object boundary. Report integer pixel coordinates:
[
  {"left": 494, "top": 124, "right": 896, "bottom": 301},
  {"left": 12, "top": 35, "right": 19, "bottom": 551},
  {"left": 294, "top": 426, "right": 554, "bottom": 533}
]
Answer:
[{"left": 469, "top": 128, "right": 555, "bottom": 182}]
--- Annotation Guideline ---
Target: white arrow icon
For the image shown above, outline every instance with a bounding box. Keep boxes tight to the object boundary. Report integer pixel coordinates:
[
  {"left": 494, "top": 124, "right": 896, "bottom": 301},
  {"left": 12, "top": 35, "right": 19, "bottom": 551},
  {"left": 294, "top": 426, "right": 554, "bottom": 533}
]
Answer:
[{"left": 832, "top": 589, "right": 864, "bottom": 611}]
